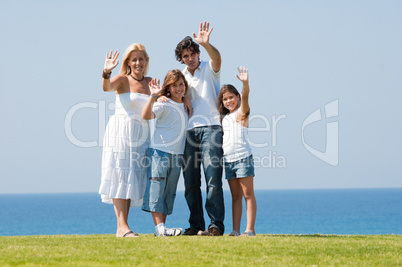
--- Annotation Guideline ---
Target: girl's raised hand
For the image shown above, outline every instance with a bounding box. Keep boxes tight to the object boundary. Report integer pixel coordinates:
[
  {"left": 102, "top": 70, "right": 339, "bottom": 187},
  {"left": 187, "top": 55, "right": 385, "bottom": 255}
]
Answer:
[
  {"left": 149, "top": 78, "right": 161, "bottom": 96},
  {"left": 104, "top": 50, "right": 120, "bottom": 72},
  {"left": 236, "top": 66, "right": 249, "bottom": 84}
]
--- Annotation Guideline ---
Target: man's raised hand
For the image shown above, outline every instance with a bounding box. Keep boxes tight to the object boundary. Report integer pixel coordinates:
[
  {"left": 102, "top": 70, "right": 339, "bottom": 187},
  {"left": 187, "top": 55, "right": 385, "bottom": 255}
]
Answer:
[{"left": 193, "top": 21, "right": 213, "bottom": 46}]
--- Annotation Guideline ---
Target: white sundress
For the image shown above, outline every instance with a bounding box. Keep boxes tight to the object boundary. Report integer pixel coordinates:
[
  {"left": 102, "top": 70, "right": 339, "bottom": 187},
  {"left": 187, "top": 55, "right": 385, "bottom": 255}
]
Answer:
[{"left": 99, "top": 92, "right": 150, "bottom": 207}]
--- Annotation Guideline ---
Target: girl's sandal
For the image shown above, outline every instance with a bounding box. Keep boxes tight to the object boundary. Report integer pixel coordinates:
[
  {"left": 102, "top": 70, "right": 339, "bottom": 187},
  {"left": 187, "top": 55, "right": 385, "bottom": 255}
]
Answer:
[
  {"left": 229, "top": 231, "right": 240, "bottom": 236},
  {"left": 240, "top": 231, "right": 255, "bottom": 237}
]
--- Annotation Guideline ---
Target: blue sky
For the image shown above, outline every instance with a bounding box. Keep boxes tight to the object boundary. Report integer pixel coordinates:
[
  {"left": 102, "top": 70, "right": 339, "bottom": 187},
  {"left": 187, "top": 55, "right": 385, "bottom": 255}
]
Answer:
[{"left": 1, "top": 0, "right": 401, "bottom": 194}]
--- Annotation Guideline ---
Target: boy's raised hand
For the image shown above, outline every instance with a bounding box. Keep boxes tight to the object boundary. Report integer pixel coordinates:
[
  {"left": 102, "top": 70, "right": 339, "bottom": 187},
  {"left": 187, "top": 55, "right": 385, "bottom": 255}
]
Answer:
[
  {"left": 149, "top": 78, "right": 161, "bottom": 96},
  {"left": 236, "top": 66, "right": 249, "bottom": 84},
  {"left": 193, "top": 21, "right": 213, "bottom": 46},
  {"left": 104, "top": 50, "right": 119, "bottom": 72}
]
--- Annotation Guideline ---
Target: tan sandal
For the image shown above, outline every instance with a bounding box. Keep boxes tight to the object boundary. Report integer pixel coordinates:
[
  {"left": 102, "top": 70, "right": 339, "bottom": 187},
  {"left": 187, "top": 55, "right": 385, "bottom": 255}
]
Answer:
[{"left": 122, "top": 231, "right": 139, "bottom": 237}]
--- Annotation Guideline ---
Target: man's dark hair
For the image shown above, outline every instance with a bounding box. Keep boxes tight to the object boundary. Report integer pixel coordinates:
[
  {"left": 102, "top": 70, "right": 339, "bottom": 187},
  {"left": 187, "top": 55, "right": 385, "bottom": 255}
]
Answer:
[{"left": 175, "top": 36, "right": 200, "bottom": 63}]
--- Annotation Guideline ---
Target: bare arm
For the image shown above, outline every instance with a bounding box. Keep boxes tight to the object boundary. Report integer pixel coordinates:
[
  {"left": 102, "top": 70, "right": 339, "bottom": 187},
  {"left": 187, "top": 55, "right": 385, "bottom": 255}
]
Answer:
[
  {"left": 182, "top": 96, "right": 193, "bottom": 117},
  {"left": 193, "top": 21, "right": 221, "bottom": 72},
  {"left": 142, "top": 78, "right": 160, "bottom": 120},
  {"left": 205, "top": 44, "right": 221, "bottom": 73},
  {"left": 236, "top": 67, "right": 250, "bottom": 122}
]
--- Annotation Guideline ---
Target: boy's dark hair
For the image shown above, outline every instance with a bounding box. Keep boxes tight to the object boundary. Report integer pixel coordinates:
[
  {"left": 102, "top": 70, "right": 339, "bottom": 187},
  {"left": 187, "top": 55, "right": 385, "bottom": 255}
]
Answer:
[{"left": 175, "top": 36, "right": 200, "bottom": 62}]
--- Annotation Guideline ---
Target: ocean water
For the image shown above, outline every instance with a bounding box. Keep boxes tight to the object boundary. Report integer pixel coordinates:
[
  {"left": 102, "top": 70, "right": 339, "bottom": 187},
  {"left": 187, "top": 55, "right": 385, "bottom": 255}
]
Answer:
[{"left": 0, "top": 188, "right": 401, "bottom": 236}]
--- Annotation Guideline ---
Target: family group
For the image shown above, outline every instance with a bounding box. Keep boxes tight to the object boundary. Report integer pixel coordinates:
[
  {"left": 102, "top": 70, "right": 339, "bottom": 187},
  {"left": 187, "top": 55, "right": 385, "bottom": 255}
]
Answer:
[{"left": 98, "top": 22, "right": 257, "bottom": 238}]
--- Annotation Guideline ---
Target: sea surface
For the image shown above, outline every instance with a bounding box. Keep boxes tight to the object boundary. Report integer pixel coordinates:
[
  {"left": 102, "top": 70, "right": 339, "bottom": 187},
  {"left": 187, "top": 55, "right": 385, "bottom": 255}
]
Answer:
[{"left": 0, "top": 188, "right": 401, "bottom": 236}]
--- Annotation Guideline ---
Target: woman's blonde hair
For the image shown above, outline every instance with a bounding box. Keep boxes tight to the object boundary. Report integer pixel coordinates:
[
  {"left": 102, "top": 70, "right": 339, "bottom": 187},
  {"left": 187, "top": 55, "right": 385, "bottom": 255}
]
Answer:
[{"left": 120, "top": 43, "right": 149, "bottom": 75}]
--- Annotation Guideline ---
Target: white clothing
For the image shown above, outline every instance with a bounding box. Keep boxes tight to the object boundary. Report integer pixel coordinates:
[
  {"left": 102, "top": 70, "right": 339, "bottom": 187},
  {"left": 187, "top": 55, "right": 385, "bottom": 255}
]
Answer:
[
  {"left": 151, "top": 99, "right": 189, "bottom": 155},
  {"left": 182, "top": 60, "right": 221, "bottom": 129},
  {"left": 99, "top": 92, "right": 150, "bottom": 207},
  {"left": 222, "top": 109, "right": 252, "bottom": 162}
]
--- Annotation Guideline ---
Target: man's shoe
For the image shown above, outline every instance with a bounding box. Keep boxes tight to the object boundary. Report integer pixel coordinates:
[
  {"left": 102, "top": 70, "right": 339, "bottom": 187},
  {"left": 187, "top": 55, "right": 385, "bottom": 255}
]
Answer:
[
  {"left": 165, "top": 227, "right": 183, "bottom": 236},
  {"left": 183, "top": 227, "right": 200, "bottom": 236},
  {"left": 198, "top": 227, "right": 223, "bottom": 236}
]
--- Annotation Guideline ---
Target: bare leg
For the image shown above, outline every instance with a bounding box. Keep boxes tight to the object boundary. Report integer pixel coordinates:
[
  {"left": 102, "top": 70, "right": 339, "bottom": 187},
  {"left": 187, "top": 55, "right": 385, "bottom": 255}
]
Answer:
[
  {"left": 113, "top": 198, "right": 136, "bottom": 237},
  {"left": 126, "top": 199, "right": 131, "bottom": 217},
  {"left": 151, "top": 212, "right": 166, "bottom": 226},
  {"left": 228, "top": 179, "right": 243, "bottom": 234},
  {"left": 239, "top": 176, "right": 257, "bottom": 235},
  {"left": 152, "top": 212, "right": 167, "bottom": 236}
]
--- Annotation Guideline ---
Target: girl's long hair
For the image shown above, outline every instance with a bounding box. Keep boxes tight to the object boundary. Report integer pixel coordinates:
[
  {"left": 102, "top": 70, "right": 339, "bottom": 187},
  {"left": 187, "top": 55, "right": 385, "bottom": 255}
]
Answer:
[
  {"left": 218, "top": 84, "right": 250, "bottom": 121},
  {"left": 157, "top": 69, "right": 188, "bottom": 98}
]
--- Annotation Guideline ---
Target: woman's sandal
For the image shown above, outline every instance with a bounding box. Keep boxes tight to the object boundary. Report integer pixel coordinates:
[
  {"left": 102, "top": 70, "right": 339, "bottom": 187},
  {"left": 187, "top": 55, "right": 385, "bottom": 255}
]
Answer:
[
  {"left": 240, "top": 231, "right": 256, "bottom": 237},
  {"left": 122, "top": 231, "right": 139, "bottom": 237}
]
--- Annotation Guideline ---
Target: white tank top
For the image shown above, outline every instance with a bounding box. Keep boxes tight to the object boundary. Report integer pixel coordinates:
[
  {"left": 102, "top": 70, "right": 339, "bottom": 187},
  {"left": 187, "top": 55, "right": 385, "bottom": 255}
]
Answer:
[{"left": 222, "top": 109, "right": 252, "bottom": 162}]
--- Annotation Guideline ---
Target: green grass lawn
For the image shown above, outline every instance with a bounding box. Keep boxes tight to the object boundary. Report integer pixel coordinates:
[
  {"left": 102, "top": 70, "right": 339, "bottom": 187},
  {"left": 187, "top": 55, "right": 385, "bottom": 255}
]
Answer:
[{"left": 0, "top": 234, "right": 400, "bottom": 266}]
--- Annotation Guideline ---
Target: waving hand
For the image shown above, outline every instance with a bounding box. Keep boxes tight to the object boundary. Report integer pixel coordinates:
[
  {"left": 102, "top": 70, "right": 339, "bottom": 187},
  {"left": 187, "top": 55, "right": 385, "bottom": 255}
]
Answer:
[
  {"left": 236, "top": 66, "right": 249, "bottom": 84},
  {"left": 104, "top": 50, "right": 120, "bottom": 73},
  {"left": 149, "top": 78, "right": 161, "bottom": 96},
  {"left": 193, "top": 21, "right": 213, "bottom": 46}
]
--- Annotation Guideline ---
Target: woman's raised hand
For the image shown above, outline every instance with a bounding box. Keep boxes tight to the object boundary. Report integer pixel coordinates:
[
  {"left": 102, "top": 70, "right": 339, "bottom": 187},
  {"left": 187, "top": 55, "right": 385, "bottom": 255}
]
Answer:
[
  {"left": 236, "top": 66, "right": 249, "bottom": 84},
  {"left": 104, "top": 50, "right": 120, "bottom": 73},
  {"left": 149, "top": 78, "right": 161, "bottom": 96}
]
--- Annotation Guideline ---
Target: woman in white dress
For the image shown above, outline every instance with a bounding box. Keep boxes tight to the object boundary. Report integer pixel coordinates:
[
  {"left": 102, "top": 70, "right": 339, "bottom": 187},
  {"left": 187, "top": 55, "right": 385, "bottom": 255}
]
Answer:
[{"left": 99, "top": 43, "right": 152, "bottom": 237}]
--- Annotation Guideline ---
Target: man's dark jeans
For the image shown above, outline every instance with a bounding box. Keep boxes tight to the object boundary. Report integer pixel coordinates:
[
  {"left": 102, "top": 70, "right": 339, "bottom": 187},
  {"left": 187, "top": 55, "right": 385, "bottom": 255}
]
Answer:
[{"left": 183, "top": 125, "right": 225, "bottom": 233}]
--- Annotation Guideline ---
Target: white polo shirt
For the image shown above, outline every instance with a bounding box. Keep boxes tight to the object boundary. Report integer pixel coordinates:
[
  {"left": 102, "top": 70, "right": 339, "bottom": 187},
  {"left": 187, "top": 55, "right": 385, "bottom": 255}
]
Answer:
[{"left": 182, "top": 60, "right": 221, "bottom": 129}]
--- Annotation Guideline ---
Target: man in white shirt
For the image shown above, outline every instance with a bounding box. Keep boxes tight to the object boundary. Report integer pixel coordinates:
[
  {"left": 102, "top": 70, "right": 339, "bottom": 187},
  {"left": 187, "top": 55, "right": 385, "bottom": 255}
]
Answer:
[{"left": 174, "top": 21, "right": 224, "bottom": 236}]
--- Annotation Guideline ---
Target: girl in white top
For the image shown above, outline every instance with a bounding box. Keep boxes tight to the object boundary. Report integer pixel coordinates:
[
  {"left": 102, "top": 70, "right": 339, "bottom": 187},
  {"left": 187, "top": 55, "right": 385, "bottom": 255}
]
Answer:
[
  {"left": 141, "top": 69, "right": 189, "bottom": 237},
  {"left": 218, "top": 67, "right": 257, "bottom": 236}
]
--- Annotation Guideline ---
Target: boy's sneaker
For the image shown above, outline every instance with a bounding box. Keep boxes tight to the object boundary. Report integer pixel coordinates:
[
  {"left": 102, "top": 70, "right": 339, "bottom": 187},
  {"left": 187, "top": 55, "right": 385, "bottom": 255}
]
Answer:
[
  {"left": 154, "top": 228, "right": 166, "bottom": 237},
  {"left": 165, "top": 227, "right": 183, "bottom": 236},
  {"left": 154, "top": 231, "right": 166, "bottom": 237}
]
